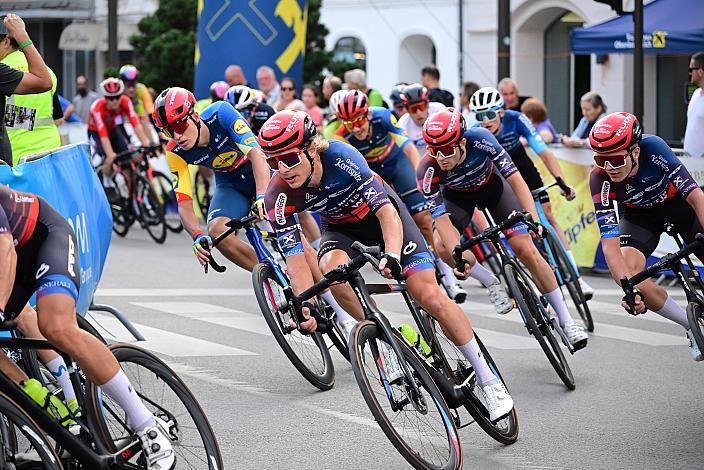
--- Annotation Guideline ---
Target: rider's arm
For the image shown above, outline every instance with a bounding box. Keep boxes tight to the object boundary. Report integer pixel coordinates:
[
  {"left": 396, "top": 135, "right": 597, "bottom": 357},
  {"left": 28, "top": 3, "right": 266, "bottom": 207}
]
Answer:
[
  {"left": 434, "top": 214, "right": 461, "bottom": 265},
  {"left": 0, "top": 205, "right": 16, "bottom": 311},
  {"left": 686, "top": 188, "right": 704, "bottom": 228},
  {"left": 4, "top": 15, "right": 51, "bottom": 94},
  {"left": 376, "top": 204, "right": 403, "bottom": 257},
  {"left": 246, "top": 147, "right": 271, "bottom": 198},
  {"left": 383, "top": 109, "right": 415, "bottom": 166},
  {"left": 590, "top": 169, "right": 628, "bottom": 283},
  {"left": 124, "top": 98, "right": 150, "bottom": 147},
  {"left": 165, "top": 149, "right": 200, "bottom": 236},
  {"left": 506, "top": 172, "right": 539, "bottom": 222},
  {"left": 402, "top": 139, "right": 421, "bottom": 169}
]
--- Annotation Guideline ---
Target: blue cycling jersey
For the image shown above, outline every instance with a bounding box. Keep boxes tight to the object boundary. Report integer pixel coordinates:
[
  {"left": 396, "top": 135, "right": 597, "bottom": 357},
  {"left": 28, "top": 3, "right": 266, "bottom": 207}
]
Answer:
[
  {"left": 590, "top": 134, "right": 699, "bottom": 238},
  {"left": 333, "top": 107, "right": 409, "bottom": 165}
]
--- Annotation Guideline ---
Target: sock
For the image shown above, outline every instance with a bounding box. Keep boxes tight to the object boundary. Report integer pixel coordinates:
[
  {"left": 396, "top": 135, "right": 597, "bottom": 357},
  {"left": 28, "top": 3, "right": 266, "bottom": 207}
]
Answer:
[
  {"left": 309, "top": 237, "right": 321, "bottom": 250},
  {"left": 458, "top": 337, "right": 497, "bottom": 386},
  {"left": 99, "top": 369, "right": 155, "bottom": 432},
  {"left": 434, "top": 258, "right": 456, "bottom": 288},
  {"left": 320, "top": 291, "right": 355, "bottom": 324},
  {"left": 655, "top": 294, "right": 689, "bottom": 329},
  {"left": 469, "top": 263, "right": 498, "bottom": 288},
  {"left": 102, "top": 173, "right": 114, "bottom": 187},
  {"left": 545, "top": 288, "right": 573, "bottom": 327},
  {"left": 45, "top": 356, "right": 77, "bottom": 403},
  {"left": 566, "top": 250, "right": 579, "bottom": 274}
]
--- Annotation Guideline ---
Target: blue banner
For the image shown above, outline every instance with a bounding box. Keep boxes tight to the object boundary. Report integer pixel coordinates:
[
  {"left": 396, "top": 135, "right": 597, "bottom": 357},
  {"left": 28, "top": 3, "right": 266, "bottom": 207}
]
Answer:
[
  {"left": 0, "top": 144, "right": 112, "bottom": 315},
  {"left": 194, "top": 0, "right": 308, "bottom": 99}
]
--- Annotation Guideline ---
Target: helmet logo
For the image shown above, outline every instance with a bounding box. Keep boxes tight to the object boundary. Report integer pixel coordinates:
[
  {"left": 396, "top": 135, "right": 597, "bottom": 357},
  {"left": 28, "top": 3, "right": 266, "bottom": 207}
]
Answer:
[{"left": 616, "top": 114, "right": 632, "bottom": 136}]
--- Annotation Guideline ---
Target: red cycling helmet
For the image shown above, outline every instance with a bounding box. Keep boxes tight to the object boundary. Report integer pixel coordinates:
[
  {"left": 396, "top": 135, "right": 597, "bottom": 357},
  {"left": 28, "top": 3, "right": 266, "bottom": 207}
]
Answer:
[
  {"left": 100, "top": 78, "right": 124, "bottom": 97},
  {"left": 589, "top": 112, "right": 642, "bottom": 154},
  {"left": 258, "top": 110, "right": 317, "bottom": 154},
  {"left": 422, "top": 107, "right": 467, "bottom": 148},
  {"left": 152, "top": 87, "right": 197, "bottom": 129},
  {"left": 336, "top": 90, "right": 369, "bottom": 121}
]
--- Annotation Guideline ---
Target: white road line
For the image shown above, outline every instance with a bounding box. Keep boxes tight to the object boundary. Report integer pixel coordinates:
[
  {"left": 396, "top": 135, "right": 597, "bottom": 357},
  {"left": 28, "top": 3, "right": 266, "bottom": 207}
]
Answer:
[
  {"left": 590, "top": 323, "right": 685, "bottom": 346},
  {"left": 95, "top": 288, "right": 252, "bottom": 297},
  {"left": 587, "top": 300, "right": 672, "bottom": 324}
]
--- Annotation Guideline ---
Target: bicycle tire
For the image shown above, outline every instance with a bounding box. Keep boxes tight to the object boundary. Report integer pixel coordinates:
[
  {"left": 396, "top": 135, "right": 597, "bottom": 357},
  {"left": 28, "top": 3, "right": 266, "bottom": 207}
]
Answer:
[
  {"left": 504, "top": 263, "right": 575, "bottom": 390},
  {"left": 545, "top": 231, "right": 594, "bottom": 332},
  {"left": 687, "top": 302, "right": 704, "bottom": 354},
  {"left": 149, "top": 171, "right": 183, "bottom": 234},
  {"left": 194, "top": 170, "right": 212, "bottom": 220},
  {"left": 0, "top": 391, "right": 63, "bottom": 469},
  {"left": 350, "top": 321, "right": 462, "bottom": 470},
  {"left": 252, "top": 263, "right": 335, "bottom": 390},
  {"left": 86, "top": 344, "right": 223, "bottom": 469},
  {"left": 135, "top": 174, "right": 167, "bottom": 244}
]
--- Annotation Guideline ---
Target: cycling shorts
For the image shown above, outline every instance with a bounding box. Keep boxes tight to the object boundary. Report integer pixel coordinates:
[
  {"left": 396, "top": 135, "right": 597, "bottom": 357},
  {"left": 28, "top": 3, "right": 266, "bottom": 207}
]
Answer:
[
  {"left": 371, "top": 155, "right": 427, "bottom": 215},
  {"left": 88, "top": 126, "right": 130, "bottom": 159},
  {"left": 206, "top": 163, "right": 256, "bottom": 224},
  {"left": 5, "top": 199, "right": 80, "bottom": 318}
]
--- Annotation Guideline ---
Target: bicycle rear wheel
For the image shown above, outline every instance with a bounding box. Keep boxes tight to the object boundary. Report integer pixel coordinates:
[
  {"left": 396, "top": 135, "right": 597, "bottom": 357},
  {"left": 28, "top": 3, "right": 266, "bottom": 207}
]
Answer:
[
  {"left": 135, "top": 174, "right": 167, "bottom": 244},
  {"left": 252, "top": 263, "right": 335, "bottom": 390},
  {"left": 687, "top": 302, "right": 704, "bottom": 353},
  {"left": 149, "top": 170, "right": 183, "bottom": 234},
  {"left": 504, "top": 263, "right": 575, "bottom": 390},
  {"left": 350, "top": 321, "right": 462, "bottom": 470}
]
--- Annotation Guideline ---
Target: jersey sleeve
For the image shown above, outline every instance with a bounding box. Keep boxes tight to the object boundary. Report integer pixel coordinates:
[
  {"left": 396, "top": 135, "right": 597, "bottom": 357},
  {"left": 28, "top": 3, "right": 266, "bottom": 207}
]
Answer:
[
  {"left": 122, "top": 97, "right": 140, "bottom": 128},
  {"left": 264, "top": 178, "right": 304, "bottom": 257},
  {"left": 217, "top": 103, "right": 260, "bottom": 154},
  {"left": 516, "top": 112, "right": 548, "bottom": 154},
  {"left": 380, "top": 109, "right": 410, "bottom": 150},
  {"left": 470, "top": 127, "right": 518, "bottom": 180},
  {"left": 89, "top": 101, "right": 108, "bottom": 138},
  {"left": 590, "top": 169, "right": 619, "bottom": 239},
  {"left": 165, "top": 144, "right": 193, "bottom": 203},
  {"left": 0, "top": 204, "right": 10, "bottom": 236},
  {"left": 416, "top": 155, "right": 445, "bottom": 219}
]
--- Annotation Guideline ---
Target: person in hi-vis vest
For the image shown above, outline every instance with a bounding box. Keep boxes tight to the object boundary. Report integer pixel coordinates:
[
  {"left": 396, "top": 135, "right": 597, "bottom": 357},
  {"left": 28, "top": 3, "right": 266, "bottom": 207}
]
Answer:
[{"left": 1, "top": 44, "right": 61, "bottom": 165}]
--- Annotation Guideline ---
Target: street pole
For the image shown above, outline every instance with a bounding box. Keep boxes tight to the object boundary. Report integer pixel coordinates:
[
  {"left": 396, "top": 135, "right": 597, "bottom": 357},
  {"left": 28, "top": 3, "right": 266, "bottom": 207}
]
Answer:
[
  {"left": 108, "top": 0, "right": 118, "bottom": 67},
  {"left": 459, "top": 0, "right": 464, "bottom": 86},
  {"left": 633, "top": 0, "right": 643, "bottom": 127},
  {"left": 497, "top": 0, "right": 510, "bottom": 81}
]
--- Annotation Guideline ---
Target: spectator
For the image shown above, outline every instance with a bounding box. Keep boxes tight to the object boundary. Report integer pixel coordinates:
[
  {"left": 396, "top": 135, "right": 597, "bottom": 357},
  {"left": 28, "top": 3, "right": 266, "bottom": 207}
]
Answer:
[
  {"left": 225, "top": 64, "right": 249, "bottom": 87},
  {"left": 498, "top": 77, "right": 531, "bottom": 112},
  {"left": 521, "top": 98, "right": 558, "bottom": 144},
  {"left": 685, "top": 51, "right": 704, "bottom": 157},
  {"left": 256, "top": 65, "right": 281, "bottom": 108},
  {"left": 459, "top": 81, "right": 480, "bottom": 125},
  {"left": 275, "top": 77, "right": 305, "bottom": 112},
  {"left": 302, "top": 84, "right": 324, "bottom": 127},
  {"left": 72, "top": 75, "right": 99, "bottom": 123},
  {"left": 421, "top": 65, "right": 454, "bottom": 107},
  {"left": 344, "top": 68, "right": 388, "bottom": 108},
  {"left": 322, "top": 75, "right": 342, "bottom": 101},
  {"left": 389, "top": 83, "right": 408, "bottom": 119},
  {"left": 562, "top": 91, "right": 607, "bottom": 148}
]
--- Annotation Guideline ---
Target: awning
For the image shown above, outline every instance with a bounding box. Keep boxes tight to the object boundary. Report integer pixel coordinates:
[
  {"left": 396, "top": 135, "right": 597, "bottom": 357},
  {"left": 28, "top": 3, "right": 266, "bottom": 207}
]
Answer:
[
  {"left": 59, "top": 22, "right": 138, "bottom": 51},
  {"left": 571, "top": 0, "right": 704, "bottom": 55}
]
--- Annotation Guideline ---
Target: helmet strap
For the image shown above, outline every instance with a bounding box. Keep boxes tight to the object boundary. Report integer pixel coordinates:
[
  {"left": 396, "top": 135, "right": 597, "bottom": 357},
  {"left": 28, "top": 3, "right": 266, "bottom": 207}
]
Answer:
[
  {"left": 301, "top": 148, "right": 316, "bottom": 188},
  {"left": 192, "top": 116, "right": 204, "bottom": 147},
  {"left": 624, "top": 149, "right": 637, "bottom": 179}
]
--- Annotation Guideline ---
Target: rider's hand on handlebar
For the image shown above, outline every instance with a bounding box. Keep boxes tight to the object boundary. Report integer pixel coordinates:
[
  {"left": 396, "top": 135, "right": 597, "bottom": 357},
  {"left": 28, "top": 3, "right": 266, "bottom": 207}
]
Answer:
[
  {"left": 561, "top": 185, "right": 577, "bottom": 201},
  {"left": 622, "top": 290, "right": 647, "bottom": 315},
  {"left": 378, "top": 253, "right": 403, "bottom": 279},
  {"left": 192, "top": 231, "right": 212, "bottom": 266},
  {"left": 289, "top": 305, "right": 318, "bottom": 333},
  {"left": 453, "top": 253, "right": 471, "bottom": 280},
  {"left": 251, "top": 195, "right": 266, "bottom": 220}
]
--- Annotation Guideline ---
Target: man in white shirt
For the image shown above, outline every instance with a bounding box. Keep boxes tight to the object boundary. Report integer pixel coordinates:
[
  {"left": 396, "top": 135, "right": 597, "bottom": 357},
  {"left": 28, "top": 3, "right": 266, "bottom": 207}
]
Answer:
[
  {"left": 397, "top": 83, "right": 446, "bottom": 153},
  {"left": 685, "top": 52, "right": 704, "bottom": 157}
]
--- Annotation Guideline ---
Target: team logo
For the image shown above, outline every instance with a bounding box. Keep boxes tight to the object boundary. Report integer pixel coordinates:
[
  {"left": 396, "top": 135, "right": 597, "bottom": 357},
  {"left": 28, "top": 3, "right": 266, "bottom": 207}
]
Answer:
[
  {"left": 403, "top": 240, "right": 417, "bottom": 255},
  {"left": 36, "top": 263, "right": 50, "bottom": 280},
  {"left": 422, "top": 167, "right": 435, "bottom": 193},
  {"left": 233, "top": 119, "right": 249, "bottom": 134},
  {"left": 67, "top": 235, "right": 76, "bottom": 277},
  {"left": 601, "top": 180, "right": 611, "bottom": 206},
  {"left": 212, "top": 151, "right": 237, "bottom": 169},
  {"left": 275, "top": 193, "right": 288, "bottom": 225}
]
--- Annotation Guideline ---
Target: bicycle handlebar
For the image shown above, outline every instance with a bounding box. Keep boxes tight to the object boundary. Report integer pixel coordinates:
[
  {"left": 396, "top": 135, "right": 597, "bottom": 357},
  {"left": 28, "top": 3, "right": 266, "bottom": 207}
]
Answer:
[
  {"left": 530, "top": 177, "right": 571, "bottom": 200},
  {"left": 201, "top": 214, "right": 260, "bottom": 274}
]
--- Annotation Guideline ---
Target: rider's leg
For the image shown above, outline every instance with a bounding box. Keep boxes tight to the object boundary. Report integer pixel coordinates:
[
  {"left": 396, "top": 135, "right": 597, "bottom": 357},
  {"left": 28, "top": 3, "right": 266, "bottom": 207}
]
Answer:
[
  {"left": 299, "top": 212, "right": 322, "bottom": 249},
  {"left": 318, "top": 249, "right": 365, "bottom": 321},
  {"left": 208, "top": 217, "right": 258, "bottom": 271}
]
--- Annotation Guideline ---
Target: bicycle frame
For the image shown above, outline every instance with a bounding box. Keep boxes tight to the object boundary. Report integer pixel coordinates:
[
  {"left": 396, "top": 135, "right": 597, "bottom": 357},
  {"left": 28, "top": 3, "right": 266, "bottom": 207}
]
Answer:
[{"left": 658, "top": 227, "right": 704, "bottom": 306}]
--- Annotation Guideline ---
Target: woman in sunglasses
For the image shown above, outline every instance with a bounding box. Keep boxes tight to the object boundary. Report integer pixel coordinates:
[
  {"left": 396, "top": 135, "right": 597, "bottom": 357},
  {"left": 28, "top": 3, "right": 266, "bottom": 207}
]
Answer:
[
  {"left": 589, "top": 112, "right": 704, "bottom": 361},
  {"left": 274, "top": 77, "right": 305, "bottom": 112},
  {"left": 418, "top": 108, "right": 589, "bottom": 350},
  {"left": 152, "top": 86, "right": 271, "bottom": 272},
  {"left": 260, "top": 110, "right": 514, "bottom": 421},
  {"left": 470, "top": 86, "right": 594, "bottom": 299}
]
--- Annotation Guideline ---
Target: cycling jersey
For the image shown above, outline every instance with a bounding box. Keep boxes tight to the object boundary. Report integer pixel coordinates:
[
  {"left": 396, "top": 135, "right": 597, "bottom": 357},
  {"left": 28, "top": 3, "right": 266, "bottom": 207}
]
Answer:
[
  {"left": 0, "top": 184, "right": 39, "bottom": 248},
  {"left": 334, "top": 107, "right": 409, "bottom": 165},
  {"left": 242, "top": 102, "right": 275, "bottom": 136},
  {"left": 590, "top": 134, "right": 699, "bottom": 239},
  {"left": 87, "top": 96, "right": 140, "bottom": 139},
  {"left": 130, "top": 82, "right": 154, "bottom": 117},
  {"left": 397, "top": 102, "right": 446, "bottom": 153},
  {"left": 165, "top": 101, "right": 259, "bottom": 203}
]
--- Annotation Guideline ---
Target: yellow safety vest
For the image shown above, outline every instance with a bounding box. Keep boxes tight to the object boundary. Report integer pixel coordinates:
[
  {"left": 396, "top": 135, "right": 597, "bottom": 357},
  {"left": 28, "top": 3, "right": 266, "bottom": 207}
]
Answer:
[{"left": 1, "top": 51, "right": 61, "bottom": 165}]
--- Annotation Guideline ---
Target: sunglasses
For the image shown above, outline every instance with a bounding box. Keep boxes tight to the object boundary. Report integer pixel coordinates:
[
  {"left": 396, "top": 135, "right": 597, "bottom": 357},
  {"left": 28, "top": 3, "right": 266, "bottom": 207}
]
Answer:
[
  {"left": 407, "top": 101, "right": 429, "bottom": 113},
  {"left": 593, "top": 152, "right": 629, "bottom": 170},
  {"left": 343, "top": 115, "right": 368, "bottom": 129},
  {"left": 428, "top": 144, "right": 458, "bottom": 159},
  {"left": 105, "top": 95, "right": 121, "bottom": 101},
  {"left": 160, "top": 116, "right": 191, "bottom": 139},
  {"left": 281, "top": 87, "right": 295, "bottom": 91},
  {"left": 266, "top": 149, "right": 303, "bottom": 171},
  {"left": 476, "top": 110, "right": 499, "bottom": 121}
]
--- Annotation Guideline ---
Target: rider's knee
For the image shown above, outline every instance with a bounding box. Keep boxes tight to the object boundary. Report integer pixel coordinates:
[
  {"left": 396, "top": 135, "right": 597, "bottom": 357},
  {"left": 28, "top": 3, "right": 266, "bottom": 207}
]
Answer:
[
  {"left": 40, "top": 322, "right": 80, "bottom": 350},
  {"left": 416, "top": 286, "right": 448, "bottom": 318}
]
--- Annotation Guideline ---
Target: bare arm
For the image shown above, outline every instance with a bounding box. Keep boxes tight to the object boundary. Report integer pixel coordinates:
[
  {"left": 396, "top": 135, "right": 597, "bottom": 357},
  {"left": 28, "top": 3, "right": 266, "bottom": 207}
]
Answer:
[
  {"left": 375, "top": 204, "right": 403, "bottom": 257},
  {"left": 178, "top": 200, "right": 203, "bottom": 239},
  {"left": 133, "top": 123, "right": 151, "bottom": 147},
  {"left": 434, "top": 214, "right": 461, "bottom": 266},
  {"left": 0, "top": 234, "right": 17, "bottom": 312},
  {"left": 403, "top": 142, "right": 421, "bottom": 169},
  {"left": 538, "top": 147, "right": 566, "bottom": 181},
  {"left": 4, "top": 14, "right": 51, "bottom": 94},
  {"left": 247, "top": 147, "right": 271, "bottom": 197}
]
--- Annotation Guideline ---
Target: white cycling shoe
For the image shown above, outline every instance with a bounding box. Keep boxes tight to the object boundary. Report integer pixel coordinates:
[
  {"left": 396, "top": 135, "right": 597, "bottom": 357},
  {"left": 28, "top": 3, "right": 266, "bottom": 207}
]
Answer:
[
  {"left": 379, "top": 341, "right": 404, "bottom": 384},
  {"left": 686, "top": 330, "right": 703, "bottom": 361},
  {"left": 445, "top": 283, "right": 467, "bottom": 304},
  {"left": 488, "top": 282, "right": 513, "bottom": 315},
  {"left": 138, "top": 417, "right": 176, "bottom": 470},
  {"left": 578, "top": 277, "right": 594, "bottom": 300},
  {"left": 563, "top": 321, "right": 588, "bottom": 351},
  {"left": 481, "top": 380, "right": 514, "bottom": 422},
  {"left": 336, "top": 317, "right": 357, "bottom": 343}
]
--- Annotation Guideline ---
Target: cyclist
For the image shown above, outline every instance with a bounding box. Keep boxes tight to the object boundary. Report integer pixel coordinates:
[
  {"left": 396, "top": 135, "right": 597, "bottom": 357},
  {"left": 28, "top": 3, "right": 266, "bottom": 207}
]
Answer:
[
  {"left": 195, "top": 80, "right": 229, "bottom": 113},
  {"left": 322, "top": 89, "right": 347, "bottom": 139},
  {"left": 88, "top": 78, "right": 151, "bottom": 196},
  {"left": 119, "top": 64, "right": 154, "bottom": 129},
  {"left": 418, "top": 108, "right": 589, "bottom": 349},
  {"left": 589, "top": 112, "right": 704, "bottom": 361},
  {"left": 224, "top": 85, "right": 276, "bottom": 136},
  {"left": 389, "top": 83, "right": 407, "bottom": 120},
  {"left": 259, "top": 110, "right": 514, "bottom": 421},
  {"left": 471, "top": 87, "right": 595, "bottom": 299},
  {"left": 0, "top": 184, "right": 175, "bottom": 469}
]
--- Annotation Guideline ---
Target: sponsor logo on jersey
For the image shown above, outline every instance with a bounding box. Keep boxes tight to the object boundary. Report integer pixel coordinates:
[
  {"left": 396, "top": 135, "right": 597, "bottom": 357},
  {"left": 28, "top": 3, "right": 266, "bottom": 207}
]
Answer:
[
  {"left": 403, "top": 240, "right": 417, "bottom": 255},
  {"left": 275, "top": 193, "right": 287, "bottom": 225},
  {"left": 14, "top": 194, "right": 35, "bottom": 204},
  {"left": 36, "top": 263, "right": 50, "bottom": 279},
  {"left": 422, "top": 167, "right": 435, "bottom": 194},
  {"left": 67, "top": 235, "right": 76, "bottom": 277},
  {"left": 334, "top": 158, "right": 362, "bottom": 182},
  {"left": 473, "top": 139, "right": 496, "bottom": 155},
  {"left": 244, "top": 136, "right": 257, "bottom": 145},
  {"left": 233, "top": 119, "right": 249, "bottom": 134},
  {"left": 601, "top": 180, "right": 611, "bottom": 206}
]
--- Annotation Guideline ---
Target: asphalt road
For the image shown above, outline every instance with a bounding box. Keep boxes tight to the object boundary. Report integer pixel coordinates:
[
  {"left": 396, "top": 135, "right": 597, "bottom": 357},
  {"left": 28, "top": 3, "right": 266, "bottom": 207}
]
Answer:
[{"left": 93, "top": 227, "right": 704, "bottom": 469}]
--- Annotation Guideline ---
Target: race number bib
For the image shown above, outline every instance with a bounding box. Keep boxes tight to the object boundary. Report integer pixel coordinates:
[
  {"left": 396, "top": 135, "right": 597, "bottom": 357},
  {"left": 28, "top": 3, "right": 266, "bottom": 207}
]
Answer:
[{"left": 4, "top": 104, "right": 36, "bottom": 131}]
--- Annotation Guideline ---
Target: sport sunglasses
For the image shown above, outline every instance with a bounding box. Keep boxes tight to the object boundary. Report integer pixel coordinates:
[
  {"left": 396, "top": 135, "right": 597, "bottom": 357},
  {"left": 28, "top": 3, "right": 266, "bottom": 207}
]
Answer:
[
  {"left": 159, "top": 116, "right": 191, "bottom": 139},
  {"left": 342, "top": 115, "right": 368, "bottom": 129},
  {"left": 475, "top": 110, "right": 499, "bottom": 121},
  {"left": 593, "top": 152, "right": 629, "bottom": 170},
  {"left": 266, "top": 149, "right": 303, "bottom": 171},
  {"left": 407, "top": 101, "right": 429, "bottom": 113},
  {"left": 428, "top": 144, "right": 458, "bottom": 160}
]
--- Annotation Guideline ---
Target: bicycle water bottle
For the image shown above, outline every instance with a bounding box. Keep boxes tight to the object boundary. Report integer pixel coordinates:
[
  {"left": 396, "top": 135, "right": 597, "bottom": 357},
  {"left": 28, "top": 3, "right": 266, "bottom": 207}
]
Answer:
[
  {"left": 398, "top": 324, "right": 432, "bottom": 358},
  {"left": 21, "top": 378, "right": 76, "bottom": 428}
]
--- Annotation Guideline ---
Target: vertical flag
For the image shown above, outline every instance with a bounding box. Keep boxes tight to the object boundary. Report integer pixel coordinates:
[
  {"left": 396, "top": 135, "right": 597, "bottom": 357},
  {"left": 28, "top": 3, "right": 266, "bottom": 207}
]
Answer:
[{"left": 194, "top": 0, "right": 308, "bottom": 99}]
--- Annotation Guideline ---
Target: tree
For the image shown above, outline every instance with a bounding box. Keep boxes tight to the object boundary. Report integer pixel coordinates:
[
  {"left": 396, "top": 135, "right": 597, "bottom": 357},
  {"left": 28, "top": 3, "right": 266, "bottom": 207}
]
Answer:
[{"left": 130, "top": 0, "right": 197, "bottom": 93}]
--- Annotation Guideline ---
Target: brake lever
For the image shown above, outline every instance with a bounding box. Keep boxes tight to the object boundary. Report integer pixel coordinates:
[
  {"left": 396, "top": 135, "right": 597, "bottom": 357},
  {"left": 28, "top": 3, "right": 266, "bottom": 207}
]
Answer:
[
  {"left": 619, "top": 276, "right": 638, "bottom": 316},
  {"left": 453, "top": 246, "right": 468, "bottom": 273},
  {"left": 199, "top": 239, "right": 226, "bottom": 273}
]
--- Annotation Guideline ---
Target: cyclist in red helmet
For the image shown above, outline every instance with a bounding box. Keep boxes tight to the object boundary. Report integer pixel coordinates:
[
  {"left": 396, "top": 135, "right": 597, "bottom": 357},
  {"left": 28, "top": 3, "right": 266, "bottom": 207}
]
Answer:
[
  {"left": 261, "top": 110, "right": 515, "bottom": 421},
  {"left": 153, "top": 86, "right": 271, "bottom": 273},
  {"left": 418, "top": 108, "right": 589, "bottom": 349},
  {"left": 589, "top": 112, "right": 704, "bottom": 361}
]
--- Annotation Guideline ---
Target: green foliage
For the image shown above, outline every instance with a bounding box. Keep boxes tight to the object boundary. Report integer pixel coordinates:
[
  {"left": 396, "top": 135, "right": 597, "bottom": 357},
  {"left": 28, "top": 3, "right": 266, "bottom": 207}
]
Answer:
[
  {"left": 303, "top": 0, "right": 331, "bottom": 87},
  {"left": 129, "top": 0, "right": 197, "bottom": 93},
  {"left": 103, "top": 66, "right": 119, "bottom": 79}
]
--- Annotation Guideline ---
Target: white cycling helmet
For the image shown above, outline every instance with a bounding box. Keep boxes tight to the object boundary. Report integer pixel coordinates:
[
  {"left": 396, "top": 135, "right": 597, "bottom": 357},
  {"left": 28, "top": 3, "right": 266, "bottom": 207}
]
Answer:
[
  {"left": 470, "top": 86, "right": 504, "bottom": 113},
  {"left": 224, "top": 85, "right": 257, "bottom": 111},
  {"left": 328, "top": 89, "right": 348, "bottom": 114}
]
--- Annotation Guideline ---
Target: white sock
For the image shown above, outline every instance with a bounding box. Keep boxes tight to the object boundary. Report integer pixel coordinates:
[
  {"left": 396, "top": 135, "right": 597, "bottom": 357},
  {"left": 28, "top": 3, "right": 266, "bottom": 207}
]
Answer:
[
  {"left": 458, "top": 337, "right": 497, "bottom": 386},
  {"left": 99, "top": 369, "right": 155, "bottom": 432},
  {"left": 320, "top": 291, "right": 355, "bottom": 324},
  {"left": 45, "top": 356, "right": 76, "bottom": 403},
  {"left": 469, "top": 263, "right": 498, "bottom": 288},
  {"left": 545, "top": 288, "right": 573, "bottom": 327},
  {"left": 102, "top": 173, "right": 114, "bottom": 187},
  {"left": 310, "top": 238, "right": 321, "bottom": 250},
  {"left": 655, "top": 294, "right": 689, "bottom": 329},
  {"left": 434, "top": 258, "right": 456, "bottom": 288}
]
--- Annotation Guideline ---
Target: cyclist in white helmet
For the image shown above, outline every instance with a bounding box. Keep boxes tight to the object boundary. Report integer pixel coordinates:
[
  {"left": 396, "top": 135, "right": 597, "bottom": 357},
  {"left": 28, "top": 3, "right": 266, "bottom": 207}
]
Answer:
[
  {"left": 322, "top": 89, "right": 348, "bottom": 139},
  {"left": 224, "top": 85, "right": 275, "bottom": 136}
]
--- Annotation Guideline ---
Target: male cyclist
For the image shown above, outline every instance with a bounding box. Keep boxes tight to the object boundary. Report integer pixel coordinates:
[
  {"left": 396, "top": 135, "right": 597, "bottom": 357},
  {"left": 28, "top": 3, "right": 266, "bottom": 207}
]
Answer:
[
  {"left": 589, "top": 112, "right": 704, "bottom": 361},
  {"left": 119, "top": 64, "right": 154, "bottom": 128},
  {"left": 260, "top": 110, "right": 514, "bottom": 421},
  {"left": 224, "top": 85, "right": 276, "bottom": 136},
  {"left": 471, "top": 87, "right": 594, "bottom": 298},
  {"left": 0, "top": 184, "right": 175, "bottom": 469},
  {"left": 418, "top": 108, "right": 589, "bottom": 349}
]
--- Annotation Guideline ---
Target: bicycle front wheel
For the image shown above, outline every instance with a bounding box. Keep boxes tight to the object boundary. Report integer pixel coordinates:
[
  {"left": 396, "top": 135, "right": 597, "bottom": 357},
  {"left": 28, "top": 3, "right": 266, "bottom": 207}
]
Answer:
[
  {"left": 135, "top": 175, "right": 167, "bottom": 244},
  {"left": 350, "top": 321, "right": 462, "bottom": 470},
  {"left": 687, "top": 302, "right": 704, "bottom": 353}
]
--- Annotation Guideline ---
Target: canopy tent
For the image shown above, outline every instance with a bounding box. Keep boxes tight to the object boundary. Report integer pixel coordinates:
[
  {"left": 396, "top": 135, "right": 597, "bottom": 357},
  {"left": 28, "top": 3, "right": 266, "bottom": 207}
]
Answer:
[{"left": 571, "top": 0, "right": 704, "bottom": 55}]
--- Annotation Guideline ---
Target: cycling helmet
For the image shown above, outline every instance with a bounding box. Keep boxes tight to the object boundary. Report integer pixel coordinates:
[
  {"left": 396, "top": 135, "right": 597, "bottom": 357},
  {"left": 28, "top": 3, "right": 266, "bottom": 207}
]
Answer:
[
  {"left": 258, "top": 110, "right": 317, "bottom": 154},
  {"left": 422, "top": 108, "right": 467, "bottom": 147},
  {"left": 119, "top": 64, "right": 138, "bottom": 83},
  {"left": 389, "top": 84, "right": 406, "bottom": 105},
  {"left": 589, "top": 112, "right": 642, "bottom": 154},
  {"left": 224, "top": 85, "right": 257, "bottom": 111},
  {"left": 400, "top": 83, "right": 428, "bottom": 105},
  {"left": 328, "top": 89, "right": 347, "bottom": 114},
  {"left": 336, "top": 90, "right": 369, "bottom": 121},
  {"left": 470, "top": 87, "right": 504, "bottom": 113},
  {"left": 152, "top": 87, "right": 197, "bottom": 129},
  {"left": 209, "top": 81, "right": 229, "bottom": 101},
  {"left": 100, "top": 78, "right": 125, "bottom": 97}
]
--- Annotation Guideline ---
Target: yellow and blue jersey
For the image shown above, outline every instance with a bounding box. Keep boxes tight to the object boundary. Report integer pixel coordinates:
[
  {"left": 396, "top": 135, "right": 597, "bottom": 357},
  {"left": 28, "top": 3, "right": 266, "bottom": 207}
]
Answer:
[{"left": 333, "top": 107, "right": 409, "bottom": 165}]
